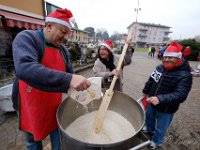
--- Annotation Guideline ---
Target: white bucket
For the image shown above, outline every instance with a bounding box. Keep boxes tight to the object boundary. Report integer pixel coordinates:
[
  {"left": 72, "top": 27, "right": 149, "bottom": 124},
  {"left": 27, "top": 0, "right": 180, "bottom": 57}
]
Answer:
[
  {"left": 69, "top": 77, "right": 102, "bottom": 105},
  {"left": 0, "top": 84, "right": 15, "bottom": 112}
]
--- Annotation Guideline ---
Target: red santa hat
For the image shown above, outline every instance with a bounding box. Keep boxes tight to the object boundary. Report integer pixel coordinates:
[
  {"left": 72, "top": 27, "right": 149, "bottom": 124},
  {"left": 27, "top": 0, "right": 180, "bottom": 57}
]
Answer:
[
  {"left": 100, "top": 40, "right": 113, "bottom": 51},
  {"left": 45, "top": 8, "right": 75, "bottom": 30},
  {"left": 163, "top": 41, "right": 183, "bottom": 58}
]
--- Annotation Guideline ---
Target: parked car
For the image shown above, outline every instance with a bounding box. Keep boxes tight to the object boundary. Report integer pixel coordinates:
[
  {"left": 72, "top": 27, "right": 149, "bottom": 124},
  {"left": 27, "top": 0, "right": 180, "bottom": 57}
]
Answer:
[{"left": 87, "top": 43, "right": 96, "bottom": 49}]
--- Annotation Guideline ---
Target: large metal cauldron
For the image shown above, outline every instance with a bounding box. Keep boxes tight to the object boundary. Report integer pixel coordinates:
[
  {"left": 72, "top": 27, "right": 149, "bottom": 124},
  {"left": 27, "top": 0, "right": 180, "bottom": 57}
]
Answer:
[{"left": 57, "top": 90, "right": 146, "bottom": 150}]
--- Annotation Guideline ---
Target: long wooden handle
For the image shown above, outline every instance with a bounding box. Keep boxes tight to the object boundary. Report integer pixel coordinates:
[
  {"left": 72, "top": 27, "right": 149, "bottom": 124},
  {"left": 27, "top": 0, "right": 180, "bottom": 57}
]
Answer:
[{"left": 93, "top": 27, "right": 134, "bottom": 133}]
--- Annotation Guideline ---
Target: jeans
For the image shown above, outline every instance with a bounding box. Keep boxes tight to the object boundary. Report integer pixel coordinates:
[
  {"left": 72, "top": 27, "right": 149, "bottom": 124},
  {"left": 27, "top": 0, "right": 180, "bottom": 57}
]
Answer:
[
  {"left": 145, "top": 104, "right": 173, "bottom": 145},
  {"left": 23, "top": 129, "right": 60, "bottom": 150}
]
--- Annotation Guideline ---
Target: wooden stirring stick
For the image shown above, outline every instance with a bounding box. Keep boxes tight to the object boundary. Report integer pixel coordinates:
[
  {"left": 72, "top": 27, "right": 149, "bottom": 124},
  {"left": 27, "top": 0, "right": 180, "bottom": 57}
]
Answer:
[{"left": 93, "top": 27, "right": 134, "bottom": 133}]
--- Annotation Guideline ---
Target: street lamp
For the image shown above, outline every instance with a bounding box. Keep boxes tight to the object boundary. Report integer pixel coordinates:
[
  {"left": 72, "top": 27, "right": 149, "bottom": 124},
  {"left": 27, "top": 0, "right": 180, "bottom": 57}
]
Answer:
[
  {"left": 134, "top": 0, "right": 141, "bottom": 23},
  {"left": 133, "top": 0, "right": 141, "bottom": 47}
]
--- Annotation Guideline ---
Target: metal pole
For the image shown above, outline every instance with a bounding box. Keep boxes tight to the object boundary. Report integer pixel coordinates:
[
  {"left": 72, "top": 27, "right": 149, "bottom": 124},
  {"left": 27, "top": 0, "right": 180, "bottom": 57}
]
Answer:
[
  {"left": 135, "top": 0, "right": 140, "bottom": 23},
  {"left": 134, "top": 0, "right": 141, "bottom": 47}
]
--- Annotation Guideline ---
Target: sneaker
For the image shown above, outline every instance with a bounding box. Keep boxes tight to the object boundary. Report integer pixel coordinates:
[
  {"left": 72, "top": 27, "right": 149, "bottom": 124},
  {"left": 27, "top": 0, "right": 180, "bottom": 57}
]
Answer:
[
  {"left": 142, "top": 129, "right": 154, "bottom": 140},
  {"left": 142, "top": 126, "right": 154, "bottom": 134},
  {"left": 142, "top": 125, "right": 147, "bottom": 131},
  {"left": 148, "top": 141, "right": 162, "bottom": 150}
]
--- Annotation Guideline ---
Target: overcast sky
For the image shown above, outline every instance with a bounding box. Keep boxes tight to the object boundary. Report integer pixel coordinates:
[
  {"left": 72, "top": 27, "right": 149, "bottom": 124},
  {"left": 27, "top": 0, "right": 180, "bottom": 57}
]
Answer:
[{"left": 46, "top": 0, "right": 200, "bottom": 40}]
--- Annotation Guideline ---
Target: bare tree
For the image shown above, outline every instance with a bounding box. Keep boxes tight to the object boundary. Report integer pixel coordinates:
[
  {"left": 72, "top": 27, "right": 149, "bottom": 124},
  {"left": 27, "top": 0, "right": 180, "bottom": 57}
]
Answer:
[{"left": 194, "top": 35, "right": 200, "bottom": 42}]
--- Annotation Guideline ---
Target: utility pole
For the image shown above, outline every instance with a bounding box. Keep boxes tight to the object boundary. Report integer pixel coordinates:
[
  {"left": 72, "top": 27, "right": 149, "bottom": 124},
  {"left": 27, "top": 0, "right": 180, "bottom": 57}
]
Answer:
[{"left": 133, "top": 0, "right": 141, "bottom": 47}]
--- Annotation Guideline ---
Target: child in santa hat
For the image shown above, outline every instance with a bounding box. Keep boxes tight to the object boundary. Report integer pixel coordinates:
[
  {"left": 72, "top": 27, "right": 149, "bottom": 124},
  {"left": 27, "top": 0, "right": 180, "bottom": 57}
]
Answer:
[{"left": 143, "top": 41, "right": 192, "bottom": 149}]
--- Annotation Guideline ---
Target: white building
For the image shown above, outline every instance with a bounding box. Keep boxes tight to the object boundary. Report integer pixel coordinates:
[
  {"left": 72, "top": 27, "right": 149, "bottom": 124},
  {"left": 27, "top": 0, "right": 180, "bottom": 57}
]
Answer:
[{"left": 127, "top": 22, "right": 172, "bottom": 48}]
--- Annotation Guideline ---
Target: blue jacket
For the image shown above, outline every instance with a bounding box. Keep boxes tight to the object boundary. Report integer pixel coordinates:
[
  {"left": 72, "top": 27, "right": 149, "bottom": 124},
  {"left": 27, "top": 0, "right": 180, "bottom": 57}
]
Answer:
[
  {"left": 143, "top": 60, "right": 192, "bottom": 113},
  {"left": 12, "top": 30, "right": 73, "bottom": 110}
]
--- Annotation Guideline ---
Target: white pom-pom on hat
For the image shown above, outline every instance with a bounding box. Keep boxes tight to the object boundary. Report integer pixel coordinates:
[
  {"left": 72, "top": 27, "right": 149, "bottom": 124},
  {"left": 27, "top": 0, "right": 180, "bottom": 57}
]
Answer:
[{"left": 70, "top": 17, "right": 76, "bottom": 25}]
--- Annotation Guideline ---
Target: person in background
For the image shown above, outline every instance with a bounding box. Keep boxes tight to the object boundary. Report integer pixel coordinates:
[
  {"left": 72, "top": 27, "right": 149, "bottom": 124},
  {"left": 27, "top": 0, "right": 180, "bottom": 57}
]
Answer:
[
  {"left": 142, "top": 41, "right": 192, "bottom": 149},
  {"left": 12, "top": 8, "right": 90, "bottom": 150},
  {"left": 150, "top": 46, "right": 156, "bottom": 58},
  {"left": 148, "top": 46, "right": 152, "bottom": 57},
  {"left": 156, "top": 47, "right": 162, "bottom": 60},
  {"left": 93, "top": 40, "right": 132, "bottom": 91},
  {"left": 160, "top": 44, "right": 167, "bottom": 59},
  {"left": 75, "top": 43, "right": 82, "bottom": 64}
]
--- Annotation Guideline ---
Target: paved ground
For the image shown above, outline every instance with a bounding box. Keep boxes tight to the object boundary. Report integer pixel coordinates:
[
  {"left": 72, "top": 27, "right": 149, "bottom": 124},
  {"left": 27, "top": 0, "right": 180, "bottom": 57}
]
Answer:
[{"left": 0, "top": 52, "right": 200, "bottom": 150}]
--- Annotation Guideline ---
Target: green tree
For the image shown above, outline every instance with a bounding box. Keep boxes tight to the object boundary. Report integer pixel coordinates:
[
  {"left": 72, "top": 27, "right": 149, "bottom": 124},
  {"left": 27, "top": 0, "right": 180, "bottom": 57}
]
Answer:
[
  {"left": 84, "top": 27, "right": 95, "bottom": 36},
  {"left": 194, "top": 35, "right": 200, "bottom": 42},
  {"left": 110, "top": 32, "right": 121, "bottom": 42},
  {"left": 96, "top": 32, "right": 103, "bottom": 40},
  {"left": 179, "top": 39, "right": 200, "bottom": 61},
  {"left": 102, "top": 31, "right": 109, "bottom": 40}
]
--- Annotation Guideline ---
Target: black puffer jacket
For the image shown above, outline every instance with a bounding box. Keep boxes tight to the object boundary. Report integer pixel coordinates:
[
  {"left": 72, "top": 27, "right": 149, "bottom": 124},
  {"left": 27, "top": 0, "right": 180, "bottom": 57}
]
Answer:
[{"left": 143, "top": 60, "right": 192, "bottom": 113}]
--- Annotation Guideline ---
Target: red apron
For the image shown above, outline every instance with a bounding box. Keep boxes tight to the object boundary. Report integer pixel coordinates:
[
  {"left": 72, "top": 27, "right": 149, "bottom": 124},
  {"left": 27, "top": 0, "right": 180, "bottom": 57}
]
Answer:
[{"left": 19, "top": 45, "right": 66, "bottom": 141}]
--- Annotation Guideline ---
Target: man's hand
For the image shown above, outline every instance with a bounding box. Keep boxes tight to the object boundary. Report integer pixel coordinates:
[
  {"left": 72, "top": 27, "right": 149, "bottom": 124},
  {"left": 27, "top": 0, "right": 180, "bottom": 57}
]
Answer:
[
  {"left": 70, "top": 74, "right": 91, "bottom": 91},
  {"left": 147, "top": 96, "right": 160, "bottom": 105}
]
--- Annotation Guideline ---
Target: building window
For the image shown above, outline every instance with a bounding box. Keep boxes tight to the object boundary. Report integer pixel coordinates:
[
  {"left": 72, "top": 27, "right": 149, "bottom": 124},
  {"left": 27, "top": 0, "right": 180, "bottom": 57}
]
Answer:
[{"left": 45, "top": 2, "right": 60, "bottom": 15}]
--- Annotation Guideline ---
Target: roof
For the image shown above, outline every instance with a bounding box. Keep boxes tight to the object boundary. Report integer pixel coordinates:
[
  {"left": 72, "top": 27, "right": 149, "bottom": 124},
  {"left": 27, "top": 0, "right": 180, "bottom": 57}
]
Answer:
[
  {"left": 71, "top": 27, "right": 90, "bottom": 33},
  {"left": 127, "top": 22, "right": 171, "bottom": 29}
]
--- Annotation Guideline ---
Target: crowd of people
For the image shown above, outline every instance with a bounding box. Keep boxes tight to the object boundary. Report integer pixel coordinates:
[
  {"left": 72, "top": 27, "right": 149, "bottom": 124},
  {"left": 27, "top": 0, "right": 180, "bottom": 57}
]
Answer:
[
  {"left": 11, "top": 8, "right": 193, "bottom": 150},
  {"left": 148, "top": 44, "right": 193, "bottom": 61},
  {"left": 148, "top": 45, "right": 166, "bottom": 59}
]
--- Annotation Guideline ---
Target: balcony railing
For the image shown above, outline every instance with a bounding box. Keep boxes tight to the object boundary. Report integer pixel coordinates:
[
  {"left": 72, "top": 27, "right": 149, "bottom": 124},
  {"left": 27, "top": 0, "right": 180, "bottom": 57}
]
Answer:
[
  {"left": 138, "top": 34, "right": 147, "bottom": 37},
  {"left": 163, "top": 37, "right": 170, "bottom": 41},
  {"left": 164, "top": 31, "right": 172, "bottom": 34},
  {"left": 139, "top": 28, "right": 148, "bottom": 31}
]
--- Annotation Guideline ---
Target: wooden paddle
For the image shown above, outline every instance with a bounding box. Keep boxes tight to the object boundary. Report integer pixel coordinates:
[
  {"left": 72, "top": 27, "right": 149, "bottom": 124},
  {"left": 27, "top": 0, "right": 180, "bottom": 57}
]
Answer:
[{"left": 93, "top": 27, "right": 134, "bottom": 133}]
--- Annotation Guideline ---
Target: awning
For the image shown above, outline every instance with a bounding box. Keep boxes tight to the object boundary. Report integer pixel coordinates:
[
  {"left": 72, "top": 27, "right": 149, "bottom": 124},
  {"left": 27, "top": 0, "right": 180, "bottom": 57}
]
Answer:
[{"left": 0, "top": 10, "right": 44, "bottom": 30}]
